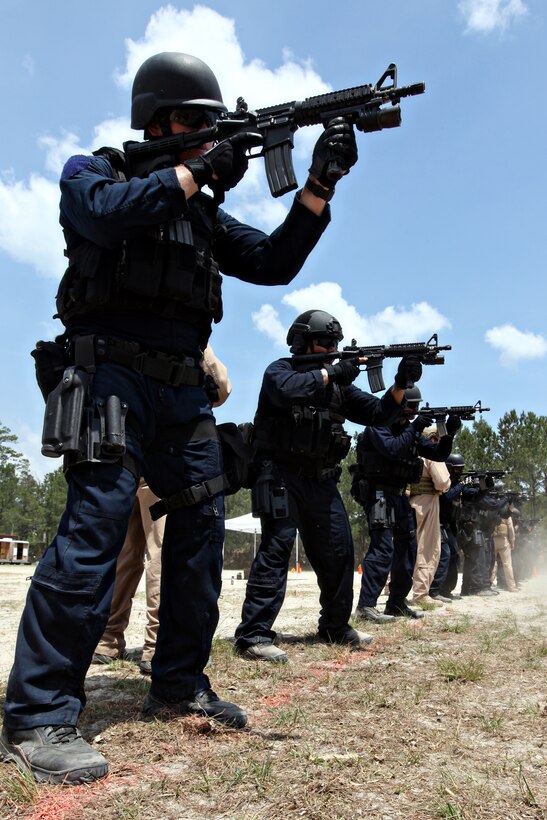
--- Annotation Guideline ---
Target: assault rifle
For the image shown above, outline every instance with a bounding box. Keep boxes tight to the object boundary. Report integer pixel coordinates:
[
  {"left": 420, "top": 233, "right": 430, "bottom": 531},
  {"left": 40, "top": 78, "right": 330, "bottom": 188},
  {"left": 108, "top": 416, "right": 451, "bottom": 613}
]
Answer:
[
  {"left": 124, "top": 63, "right": 425, "bottom": 195},
  {"left": 461, "top": 469, "right": 513, "bottom": 492},
  {"left": 291, "top": 333, "right": 450, "bottom": 393},
  {"left": 420, "top": 400, "right": 490, "bottom": 437}
]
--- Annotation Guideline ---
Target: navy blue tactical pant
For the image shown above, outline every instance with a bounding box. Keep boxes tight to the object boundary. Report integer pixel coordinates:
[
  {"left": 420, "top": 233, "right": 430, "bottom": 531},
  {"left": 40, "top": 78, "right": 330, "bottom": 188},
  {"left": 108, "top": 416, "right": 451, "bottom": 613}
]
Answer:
[
  {"left": 356, "top": 493, "right": 417, "bottom": 609},
  {"left": 430, "top": 529, "right": 459, "bottom": 596},
  {"left": 234, "top": 467, "right": 354, "bottom": 647},
  {"left": 3, "top": 362, "right": 224, "bottom": 730}
]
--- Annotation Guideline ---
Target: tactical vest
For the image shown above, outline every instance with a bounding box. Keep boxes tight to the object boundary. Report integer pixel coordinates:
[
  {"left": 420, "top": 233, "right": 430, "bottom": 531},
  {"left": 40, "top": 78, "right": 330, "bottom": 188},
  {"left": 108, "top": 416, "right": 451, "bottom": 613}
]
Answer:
[
  {"left": 55, "top": 147, "right": 223, "bottom": 337},
  {"left": 493, "top": 521, "right": 509, "bottom": 537},
  {"left": 356, "top": 427, "right": 423, "bottom": 485},
  {"left": 409, "top": 474, "right": 438, "bottom": 496},
  {"left": 254, "top": 378, "right": 351, "bottom": 472}
]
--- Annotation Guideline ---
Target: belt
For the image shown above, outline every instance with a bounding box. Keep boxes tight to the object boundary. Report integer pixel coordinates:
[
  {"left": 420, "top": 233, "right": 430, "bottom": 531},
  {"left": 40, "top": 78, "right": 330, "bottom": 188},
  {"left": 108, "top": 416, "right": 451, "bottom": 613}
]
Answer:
[
  {"left": 72, "top": 335, "right": 203, "bottom": 387},
  {"left": 369, "top": 482, "right": 406, "bottom": 497},
  {"left": 275, "top": 459, "right": 341, "bottom": 482}
]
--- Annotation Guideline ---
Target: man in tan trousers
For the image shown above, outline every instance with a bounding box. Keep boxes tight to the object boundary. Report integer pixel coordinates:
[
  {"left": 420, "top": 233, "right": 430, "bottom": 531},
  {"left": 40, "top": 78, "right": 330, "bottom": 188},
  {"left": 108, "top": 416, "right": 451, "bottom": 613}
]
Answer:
[
  {"left": 93, "top": 345, "right": 231, "bottom": 673},
  {"left": 409, "top": 427, "right": 451, "bottom": 607},
  {"left": 491, "top": 515, "right": 517, "bottom": 592}
]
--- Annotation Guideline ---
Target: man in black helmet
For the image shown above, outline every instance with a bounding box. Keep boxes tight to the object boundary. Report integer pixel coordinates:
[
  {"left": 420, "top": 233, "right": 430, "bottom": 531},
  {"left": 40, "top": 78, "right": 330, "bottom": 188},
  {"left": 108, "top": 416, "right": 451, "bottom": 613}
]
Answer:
[
  {"left": 233, "top": 310, "right": 422, "bottom": 662},
  {"left": 459, "top": 479, "right": 511, "bottom": 598},
  {"left": 351, "top": 386, "right": 461, "bottom": 623},
  {"left": 0, "top": 53, "right": 359, "bottom": 785}
]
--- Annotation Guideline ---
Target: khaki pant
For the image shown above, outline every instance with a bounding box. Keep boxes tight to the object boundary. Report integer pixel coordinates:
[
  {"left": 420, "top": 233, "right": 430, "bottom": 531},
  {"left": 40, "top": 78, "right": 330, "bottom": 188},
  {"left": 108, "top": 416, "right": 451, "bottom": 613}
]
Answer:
[
  {"left": 491, "top": 535, "right": 517, "bottom": 591},
  {"left": 95, "top": 482, "right": 164, "bottom": 661},
  {"left": 410, "top": 494, "right": 441, "bottom": 599}
]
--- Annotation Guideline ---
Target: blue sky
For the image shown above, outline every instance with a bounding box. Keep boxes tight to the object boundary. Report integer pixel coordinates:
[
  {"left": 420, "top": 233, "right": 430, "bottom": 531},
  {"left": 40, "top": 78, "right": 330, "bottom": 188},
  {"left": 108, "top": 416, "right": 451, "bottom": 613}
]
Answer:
[{"left": 1, "top": 0, "right": 545, "bottom": 478}]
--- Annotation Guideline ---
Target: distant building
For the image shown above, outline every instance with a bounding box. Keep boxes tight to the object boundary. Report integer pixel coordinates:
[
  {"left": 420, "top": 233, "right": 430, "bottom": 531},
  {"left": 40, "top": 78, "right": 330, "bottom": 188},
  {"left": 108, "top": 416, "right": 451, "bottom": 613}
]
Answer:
[{"left": 0, "top": 535, "right": 30, "bottom": 564}]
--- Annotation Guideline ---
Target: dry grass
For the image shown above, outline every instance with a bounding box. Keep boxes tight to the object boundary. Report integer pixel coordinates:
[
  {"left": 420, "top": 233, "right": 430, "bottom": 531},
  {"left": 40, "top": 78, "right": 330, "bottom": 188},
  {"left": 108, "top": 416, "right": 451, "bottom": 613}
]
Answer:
[{"left": 1, "top": 609, "right": 546, "bottom": 819}]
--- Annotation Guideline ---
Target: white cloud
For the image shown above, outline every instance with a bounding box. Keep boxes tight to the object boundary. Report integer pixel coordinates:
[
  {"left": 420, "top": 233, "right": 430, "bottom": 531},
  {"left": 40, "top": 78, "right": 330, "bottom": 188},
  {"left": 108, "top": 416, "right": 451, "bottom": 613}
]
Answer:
[
  {"left": 38, "top": 119, "right": 135, "bottom": 177},
  {"left": 0, "top": 172, "right": 65, "bottom": 278},
  {"left": 251, "top": 304, "right": 288, "bottom": 346},
  {"left": 252, "top": 281, "right": 452, "bottom": 347},
  {"left": 485, "top": 323, "right": 547, "bottom": 366},
  {"left": 458, "top": 0, "right": 528, "bottom": 33},
  {"left": 22, "top": 54, "right": 34, "bottom": 76},
  {"left": 0, "top": 5, "right": 330, "bottom": 276}
]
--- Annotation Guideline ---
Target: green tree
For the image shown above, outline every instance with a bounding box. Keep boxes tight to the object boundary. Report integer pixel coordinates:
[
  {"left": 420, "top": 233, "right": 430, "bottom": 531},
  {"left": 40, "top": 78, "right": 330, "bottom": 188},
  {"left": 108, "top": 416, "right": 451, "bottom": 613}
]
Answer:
[
  {"left": 496, "top": 411, "right": 547, "bottom": 516},
  {"left": 40, "top": 467, "right": 68, "bottom": 544},
  {"left": 0, "top": 421, "right": 41, "bottom": 538},
  {"left": 338, "top": 439, "right": 368, "bottom": 566},
  {"left": 453, "top": 418, "right": 499, "bottom": 470}
]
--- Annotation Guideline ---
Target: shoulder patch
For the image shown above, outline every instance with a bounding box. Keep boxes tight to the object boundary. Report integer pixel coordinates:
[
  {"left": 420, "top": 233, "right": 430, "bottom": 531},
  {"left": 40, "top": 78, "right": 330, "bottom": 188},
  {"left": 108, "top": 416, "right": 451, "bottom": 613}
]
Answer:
[{"left": 61, "top": 154, "right": 94, "bottom": 181}]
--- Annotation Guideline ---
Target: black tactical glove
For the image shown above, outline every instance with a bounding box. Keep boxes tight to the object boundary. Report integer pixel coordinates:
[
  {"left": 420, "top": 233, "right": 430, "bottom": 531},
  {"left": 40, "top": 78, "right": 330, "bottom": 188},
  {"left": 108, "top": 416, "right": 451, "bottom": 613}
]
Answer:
[
  {"left": 394, "top": 355, "right": 423, "bottom": 389},
  {"left": 411, "top": 412, "right": 434, "bottom": 434},
  {"left": 446, "top": 414, "right": 462, "bottom": 436},
  {"left": 325, "top": 358, "right": 361, "bottom": 386},
  {"left": 484, "top": 475, "right": 495, "bottom": 489},
  {"left": 308, "top": 117, "right": 358, "bottom": 190},
  {"left": 184, "top": 131, "right": 263, "bottom": 192}
]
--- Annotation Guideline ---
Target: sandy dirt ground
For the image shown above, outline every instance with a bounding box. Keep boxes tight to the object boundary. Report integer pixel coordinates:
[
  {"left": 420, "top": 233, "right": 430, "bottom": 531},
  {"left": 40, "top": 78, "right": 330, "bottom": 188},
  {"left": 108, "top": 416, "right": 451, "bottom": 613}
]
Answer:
[{"left": 0, "top": 563, "right": 544, "bottom": 682}]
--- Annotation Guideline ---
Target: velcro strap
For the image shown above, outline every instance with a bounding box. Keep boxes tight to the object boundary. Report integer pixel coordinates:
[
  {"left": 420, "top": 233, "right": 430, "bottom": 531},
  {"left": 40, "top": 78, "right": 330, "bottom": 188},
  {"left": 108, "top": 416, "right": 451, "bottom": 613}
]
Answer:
[{"left": 149, "top": 473, "right": 229, "bottom": 520}]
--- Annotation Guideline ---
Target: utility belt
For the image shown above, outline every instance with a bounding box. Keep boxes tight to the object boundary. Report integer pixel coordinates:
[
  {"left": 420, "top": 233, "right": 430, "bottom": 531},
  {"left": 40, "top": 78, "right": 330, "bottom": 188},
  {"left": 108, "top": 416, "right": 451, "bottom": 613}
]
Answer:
[
  {"left": 34, "top": 333, "right": 203, "bottom": 479},
  {"left": 372, "top": 482, "right": 407, "bottom": 496},
  {"left": 349, "top": 464, "right": 407, "bottom": 506},
  {"left": 274, "top": 457, "right": 342, "bottom": 482},
  {"left": 70, "top": 335, "right": 203, "bottom": 388}
]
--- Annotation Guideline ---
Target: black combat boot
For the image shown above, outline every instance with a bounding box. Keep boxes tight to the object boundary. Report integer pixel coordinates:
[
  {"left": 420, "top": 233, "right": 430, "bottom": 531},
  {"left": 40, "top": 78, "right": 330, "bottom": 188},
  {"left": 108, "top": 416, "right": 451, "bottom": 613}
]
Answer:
[{"left": 0, "top": 725, "right": 109, "bottom": 785}]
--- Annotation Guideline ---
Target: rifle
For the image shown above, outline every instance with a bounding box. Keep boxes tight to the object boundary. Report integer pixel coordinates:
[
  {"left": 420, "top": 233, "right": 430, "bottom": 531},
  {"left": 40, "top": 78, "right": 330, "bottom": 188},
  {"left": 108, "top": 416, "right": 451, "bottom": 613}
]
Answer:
[
  {"left": 291, "top": 333, "right": 450, "bottom": 393},
  {"left": 420, "top": 400, "right": 490, "bottom": 437},
  {"left": 124, "top": 63, "right": 425, "bottom": 195},
  {"left": 461, "top": 469, "right": 513, "bottom": 492}
]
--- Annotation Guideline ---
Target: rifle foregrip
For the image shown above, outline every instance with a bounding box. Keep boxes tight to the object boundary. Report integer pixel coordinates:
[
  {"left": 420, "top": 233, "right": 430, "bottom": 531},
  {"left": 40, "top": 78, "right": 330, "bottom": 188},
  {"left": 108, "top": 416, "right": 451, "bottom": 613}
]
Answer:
[{"left": 264, "top": 144, "right": 298, "bottom": 198}]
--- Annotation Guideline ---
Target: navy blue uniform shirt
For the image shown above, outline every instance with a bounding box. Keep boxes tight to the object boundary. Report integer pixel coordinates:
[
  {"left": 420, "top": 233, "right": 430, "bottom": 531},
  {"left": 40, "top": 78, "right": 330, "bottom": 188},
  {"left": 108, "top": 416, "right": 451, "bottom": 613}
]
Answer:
[{"left": 59, "top": 154, "right": 330, "bottom": 356}]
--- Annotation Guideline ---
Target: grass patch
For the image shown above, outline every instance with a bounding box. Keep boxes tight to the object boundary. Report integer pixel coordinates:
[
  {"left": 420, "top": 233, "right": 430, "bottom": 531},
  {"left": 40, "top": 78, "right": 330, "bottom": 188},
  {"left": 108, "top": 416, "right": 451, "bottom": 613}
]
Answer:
[
  {"left": 439, "top": 615, "right": 472, "bottom": 633},
  {"left": 480, "top": 711, "right": 504, "bottom": 733},
  {"left": 0, "top": 575, "right": 546, "bottom": 819},
  {"left": 436, "top": 656, "right": 485, "bottom": 682}
]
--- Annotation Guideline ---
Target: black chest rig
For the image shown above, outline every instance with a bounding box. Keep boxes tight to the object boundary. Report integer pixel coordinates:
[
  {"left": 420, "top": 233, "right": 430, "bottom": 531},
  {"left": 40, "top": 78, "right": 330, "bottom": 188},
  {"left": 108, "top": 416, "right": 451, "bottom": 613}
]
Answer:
[
  {"left": 56, "top": 147, "right": 223, "bottom": 335},
  {"left": 356, "top": 423, "right": 423, "bottom": 486},
  {"left": 254, "top": 369, "right": 351, "bottom": 476}
]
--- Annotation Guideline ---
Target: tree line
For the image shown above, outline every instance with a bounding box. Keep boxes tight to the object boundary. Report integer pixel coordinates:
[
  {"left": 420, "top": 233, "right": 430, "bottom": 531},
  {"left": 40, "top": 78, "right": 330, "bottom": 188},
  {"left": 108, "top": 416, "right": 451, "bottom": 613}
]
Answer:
[{"left": 1, "top": 411, "right": 545, "bottom": 566}]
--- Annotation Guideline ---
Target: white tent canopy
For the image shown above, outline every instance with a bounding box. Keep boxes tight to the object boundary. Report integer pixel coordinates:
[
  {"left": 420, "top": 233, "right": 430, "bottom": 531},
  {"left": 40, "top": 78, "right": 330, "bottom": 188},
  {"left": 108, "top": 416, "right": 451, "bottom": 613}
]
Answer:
[
  {"left": 224, "top": 513, "right": 300, "bottom": 565},
  {"left": 224, "top": 513, "right": 261, "bottom": 534}
]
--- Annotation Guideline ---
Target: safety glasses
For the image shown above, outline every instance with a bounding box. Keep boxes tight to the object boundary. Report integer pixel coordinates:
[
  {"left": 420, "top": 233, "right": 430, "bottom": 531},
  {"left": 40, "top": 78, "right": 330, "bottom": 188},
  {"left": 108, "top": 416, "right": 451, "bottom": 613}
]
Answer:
[
  {"left": 169, "top": 108, "right": 217, "bottom": 129},
  {"left": 312, "top": 336, "right": 339, "bottom": 350}
]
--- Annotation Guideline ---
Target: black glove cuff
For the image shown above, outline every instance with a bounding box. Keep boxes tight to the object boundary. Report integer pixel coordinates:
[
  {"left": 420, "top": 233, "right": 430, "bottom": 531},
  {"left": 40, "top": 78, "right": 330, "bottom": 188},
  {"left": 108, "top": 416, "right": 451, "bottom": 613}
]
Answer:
[
  {"left": 395, "top": 375, "right": 412, "bottom": 389},
  {"left": 305, "top": 179, "right": 335, "bottom": 201},
  {"left": 183, "top": 158, "right": 212, "bottom": 188}
]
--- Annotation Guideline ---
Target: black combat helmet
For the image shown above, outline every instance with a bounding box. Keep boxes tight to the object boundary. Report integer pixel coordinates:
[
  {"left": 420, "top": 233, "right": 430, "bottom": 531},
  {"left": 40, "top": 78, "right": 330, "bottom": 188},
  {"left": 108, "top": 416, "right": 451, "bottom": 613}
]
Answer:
[
  {"left": 286, "top": 310, "right": 343, "bottom": 354},
  {"left": 404, "top": 385, "right": 422, "bottom": 407},
  {"left": 131, "top": 52, "right": 227, "bottom": 130},
  {"left": 446, "top": 453, "right": 465, "bottom": 469}
]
